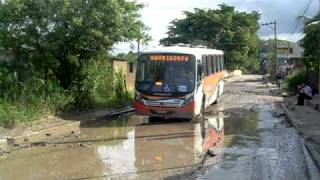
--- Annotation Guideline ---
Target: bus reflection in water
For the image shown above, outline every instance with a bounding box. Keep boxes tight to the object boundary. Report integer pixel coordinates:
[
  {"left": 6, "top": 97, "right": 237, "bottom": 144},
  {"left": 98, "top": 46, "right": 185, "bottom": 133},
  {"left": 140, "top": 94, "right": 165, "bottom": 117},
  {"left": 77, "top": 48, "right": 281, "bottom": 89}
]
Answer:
[{"left": 134, "top": 115, "right": 224, "bottom": 177}]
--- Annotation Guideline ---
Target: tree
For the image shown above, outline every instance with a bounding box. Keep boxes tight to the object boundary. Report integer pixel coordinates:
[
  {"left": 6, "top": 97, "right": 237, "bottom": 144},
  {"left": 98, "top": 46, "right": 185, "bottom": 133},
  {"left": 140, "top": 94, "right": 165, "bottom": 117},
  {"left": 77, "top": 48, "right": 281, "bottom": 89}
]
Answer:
[
  {"left": 115, "top": 51, "right": 138, "bottom": 62},
  {"left": 0, "top": 0, "right": 148, "bottom": 100},
  {"left": 302, "top": 12, "right": 320, "bottom": 71},
  {"left": 160, "top": 4, "right": 260, "bottom": 72}
]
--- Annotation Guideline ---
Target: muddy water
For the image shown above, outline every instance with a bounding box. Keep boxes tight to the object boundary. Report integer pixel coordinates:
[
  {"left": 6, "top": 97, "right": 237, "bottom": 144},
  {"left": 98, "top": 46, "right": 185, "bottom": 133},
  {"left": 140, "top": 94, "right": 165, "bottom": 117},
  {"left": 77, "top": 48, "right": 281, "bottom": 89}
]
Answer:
[
  {"left": 0, "top": 114, "right": 225, "bottom": 180},
  {"left": 0, "top": 106, "right": 306, "bottom": 180},
  {"left": 196, "top": 104, "right": 308, "bottom": 180}
]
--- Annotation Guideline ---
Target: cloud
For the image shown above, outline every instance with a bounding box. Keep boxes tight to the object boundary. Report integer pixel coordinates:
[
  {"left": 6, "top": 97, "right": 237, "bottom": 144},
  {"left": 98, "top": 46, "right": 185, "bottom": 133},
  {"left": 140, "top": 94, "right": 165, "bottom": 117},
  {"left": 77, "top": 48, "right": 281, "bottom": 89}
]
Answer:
[
  {"left": 113, "top": 0, "right": 319, "bottom": 54},
  {"left": 137, "top": 0, "right": 220, "bottom": 45},
  {"left": 260, "top": 33, "right": 304, "bottom": 42},
  {"left": 223, "top": 0, "right": 319, "bottom": 37}
]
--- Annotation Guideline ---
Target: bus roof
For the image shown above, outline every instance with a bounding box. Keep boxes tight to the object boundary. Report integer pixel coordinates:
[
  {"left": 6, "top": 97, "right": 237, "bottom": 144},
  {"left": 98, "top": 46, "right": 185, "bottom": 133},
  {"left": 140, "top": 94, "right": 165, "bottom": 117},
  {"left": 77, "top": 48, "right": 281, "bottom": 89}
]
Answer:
[{"left": 140, "top": 46, "right": 224, "bottom": 60}]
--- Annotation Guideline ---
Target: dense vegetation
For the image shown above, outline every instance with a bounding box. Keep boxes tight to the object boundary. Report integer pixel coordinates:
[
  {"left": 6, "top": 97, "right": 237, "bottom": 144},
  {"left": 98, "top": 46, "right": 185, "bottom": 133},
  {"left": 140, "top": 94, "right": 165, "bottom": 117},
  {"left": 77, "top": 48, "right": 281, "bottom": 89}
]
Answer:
[
  {"left": 0, "top": 0, "right": 147, "bottom": 127},
  {"left": 160, "top": 4, "right": 261, "bottom": 73},
  {"left": 286, "top": 12, "right": 320, "bottom": 91},
  {"left": 302, "top": 12, "right": 320, "bottom": 73},
  {"left": 285, "top": 71, "right": 307, "bottom": 93},
  {"left": 303, "top": 12, "right": 320, "bottom": 86}
]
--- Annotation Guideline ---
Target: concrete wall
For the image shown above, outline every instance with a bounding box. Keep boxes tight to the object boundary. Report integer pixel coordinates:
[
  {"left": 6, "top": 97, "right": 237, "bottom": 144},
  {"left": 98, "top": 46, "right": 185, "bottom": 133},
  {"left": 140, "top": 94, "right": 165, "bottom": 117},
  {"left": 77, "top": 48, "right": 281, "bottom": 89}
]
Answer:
[{"left": 112, "top": 59, "right": 136, "bottom": 92}]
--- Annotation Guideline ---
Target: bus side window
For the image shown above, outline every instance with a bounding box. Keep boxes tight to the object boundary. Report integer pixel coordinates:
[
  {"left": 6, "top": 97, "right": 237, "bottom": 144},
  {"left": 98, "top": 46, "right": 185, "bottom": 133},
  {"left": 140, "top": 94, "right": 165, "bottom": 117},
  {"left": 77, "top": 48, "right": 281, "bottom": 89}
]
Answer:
[
  {"left": 210, "top": 55, "right": 214, "bottom": 74},
  {"left": 212, "top": 55, "right": 217, "bottom": 73},
  {"left": 220, "top": 55, "right": 224, "bottom": 70},
  {"left": 222, "top": 55, "right": 225, "bottom": 70},
  {"left": 197, "top": 60, "right": 202, "bottom": 83},
  {"left": 217, "top": 55, "right": 221, "bottom": 72},
  {"left": 207, "top": 55, "right": 212, "bottom": 75},
  {"left": 202, "top": 55, "right": 207, "bottom": 76}
]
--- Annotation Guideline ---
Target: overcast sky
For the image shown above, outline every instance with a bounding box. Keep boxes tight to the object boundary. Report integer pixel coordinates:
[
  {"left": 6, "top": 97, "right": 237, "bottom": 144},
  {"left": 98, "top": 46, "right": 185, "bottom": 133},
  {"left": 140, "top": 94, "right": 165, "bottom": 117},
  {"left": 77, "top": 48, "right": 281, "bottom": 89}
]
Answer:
[{"left": 114, "top": 0, "right": 319, "bottom": 53}]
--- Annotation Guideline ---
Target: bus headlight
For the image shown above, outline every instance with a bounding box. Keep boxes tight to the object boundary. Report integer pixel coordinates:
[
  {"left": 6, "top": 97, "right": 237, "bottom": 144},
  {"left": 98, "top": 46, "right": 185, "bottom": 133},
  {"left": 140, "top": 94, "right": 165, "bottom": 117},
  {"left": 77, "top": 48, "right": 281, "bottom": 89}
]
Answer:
[
  {"left": 135, "top": 91, "right": 142, "bottom": 101},
  {"left": 135, "top": 92, "right": 148, "bottom": 105},
  {"left": 183, "top": 93, "right": 194, "bottom": 106}
]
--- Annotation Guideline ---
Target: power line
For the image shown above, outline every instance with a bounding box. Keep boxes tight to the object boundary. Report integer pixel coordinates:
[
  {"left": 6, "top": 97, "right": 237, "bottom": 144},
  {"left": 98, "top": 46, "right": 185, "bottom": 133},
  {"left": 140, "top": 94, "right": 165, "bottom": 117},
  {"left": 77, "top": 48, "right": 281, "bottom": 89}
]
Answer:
[
  {"left": 199, "top": 0, "right": 246, "bottom": 29},
  {"left": 209, "top": 10, "right": 260, "bottom": 33},
  {"left": 208, "top": 14, "right": 240, "bottom": 31},
  {"left": 215, "top": 12, "right": 245, "bottom": 29},
  {"left": 207, "top": 12, "right": 254, "bottom": 32},
  {"left": 289, "top": 0, "right": 313, "bottom": 35},
  {"left": 198, "top": 12, "right": 240, "bottom": 32}
]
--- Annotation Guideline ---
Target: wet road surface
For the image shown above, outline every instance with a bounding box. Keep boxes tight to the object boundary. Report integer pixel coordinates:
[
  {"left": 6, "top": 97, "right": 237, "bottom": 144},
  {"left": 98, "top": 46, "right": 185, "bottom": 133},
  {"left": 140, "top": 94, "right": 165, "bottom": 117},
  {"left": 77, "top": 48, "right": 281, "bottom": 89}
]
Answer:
[{"left": 0, "top": 75, "right": 313, "bottom": 180}]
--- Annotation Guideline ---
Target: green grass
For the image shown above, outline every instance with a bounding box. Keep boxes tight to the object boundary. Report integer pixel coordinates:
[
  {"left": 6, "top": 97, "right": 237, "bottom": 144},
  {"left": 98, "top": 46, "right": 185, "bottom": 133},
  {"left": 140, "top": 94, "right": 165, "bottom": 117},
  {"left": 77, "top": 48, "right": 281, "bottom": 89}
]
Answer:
[
  {"left": 93, "top": 91, "right": 133, "bottom": 108},
  {"left": 0, "top": 68, "right": 74, "bottom": 128},
  {"left": 0, "top": 91, "right": 74, "bottom": 128},
  {"left": 0, "top": 101, "right": 43, "bottom": 128}
]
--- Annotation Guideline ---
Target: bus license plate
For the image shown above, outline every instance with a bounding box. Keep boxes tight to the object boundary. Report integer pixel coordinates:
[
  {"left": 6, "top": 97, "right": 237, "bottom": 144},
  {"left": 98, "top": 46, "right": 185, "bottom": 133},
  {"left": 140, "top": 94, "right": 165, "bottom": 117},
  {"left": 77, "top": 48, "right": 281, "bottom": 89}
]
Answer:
[{"left": 156, "top": 110, "right": 167, "bottom": 114}]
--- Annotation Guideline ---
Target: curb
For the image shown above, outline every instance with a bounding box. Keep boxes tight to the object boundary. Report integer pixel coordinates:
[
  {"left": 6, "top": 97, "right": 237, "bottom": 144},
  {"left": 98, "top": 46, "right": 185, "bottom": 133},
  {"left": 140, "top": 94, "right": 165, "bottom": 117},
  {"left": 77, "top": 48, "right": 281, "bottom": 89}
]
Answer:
[
  {"left": 1, "top": 121, "right": 80, "bottom": 145},
  {"left": 95, "top": 107, "right": 134, "bottom": 120},
  {"left": 306, "top": 100, "right": 320, "bottom": 112},
  {"left": 10, "top": 121, "right": 80, "bottom": 139},
  {"left": 301, "top": 138, "right": 320, "bottom": 180},
  {"left": 280, "top": 103, "right": 302, "bottom": 129},
  {"left": 280, "top": 103, "right": 320, "bottom": 174},
  {"left": 0, "top": 106, "right": 135, "bottom": 145},
  {"left": 306, "top": 141, "right": 320, "bottom": 171}
]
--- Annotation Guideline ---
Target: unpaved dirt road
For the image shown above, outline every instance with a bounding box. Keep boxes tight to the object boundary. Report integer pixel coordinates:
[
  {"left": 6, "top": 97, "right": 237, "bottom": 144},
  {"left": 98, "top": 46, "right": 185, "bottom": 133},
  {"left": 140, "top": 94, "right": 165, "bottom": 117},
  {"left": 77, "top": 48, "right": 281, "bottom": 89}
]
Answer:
[{"left": 0, "top": 75, "right": 316, "bottom": 180}]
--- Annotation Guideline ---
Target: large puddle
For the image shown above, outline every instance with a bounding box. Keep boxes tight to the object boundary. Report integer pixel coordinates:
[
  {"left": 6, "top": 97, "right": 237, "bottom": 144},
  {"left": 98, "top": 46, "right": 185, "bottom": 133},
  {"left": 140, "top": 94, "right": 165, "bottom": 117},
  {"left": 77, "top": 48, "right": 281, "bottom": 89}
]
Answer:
[
  {"left": 0, "top": 113, "right": 225, "bottom": 180},
  {"left": 0, "top": 99, "right": 290, "bottom": 180}
]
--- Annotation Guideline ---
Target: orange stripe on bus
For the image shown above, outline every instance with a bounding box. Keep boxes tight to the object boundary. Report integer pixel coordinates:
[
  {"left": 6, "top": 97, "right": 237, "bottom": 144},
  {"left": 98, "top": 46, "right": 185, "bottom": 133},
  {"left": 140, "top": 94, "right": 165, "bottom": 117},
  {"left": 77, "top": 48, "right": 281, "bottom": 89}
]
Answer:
[{"left": 203, "top": 71, "right": 224, "bottom": 98}]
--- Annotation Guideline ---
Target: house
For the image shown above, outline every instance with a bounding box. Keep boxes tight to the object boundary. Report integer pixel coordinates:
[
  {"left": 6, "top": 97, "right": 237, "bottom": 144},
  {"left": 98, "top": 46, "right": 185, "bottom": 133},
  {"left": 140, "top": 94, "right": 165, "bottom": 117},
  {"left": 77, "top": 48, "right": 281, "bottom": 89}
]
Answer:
[{"left": 276, "top": 42, "right": 305, "bottom": 76}]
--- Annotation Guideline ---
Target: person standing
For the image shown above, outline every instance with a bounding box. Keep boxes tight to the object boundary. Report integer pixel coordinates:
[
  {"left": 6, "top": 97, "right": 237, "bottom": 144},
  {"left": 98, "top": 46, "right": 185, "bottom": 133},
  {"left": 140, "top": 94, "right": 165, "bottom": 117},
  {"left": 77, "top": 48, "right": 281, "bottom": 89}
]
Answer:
[
  {"left": 297, "top": 83, "right": 313, "bottom": 106},
  {"left": 276, "top": 73, "right": 282, "bottom": 89}
]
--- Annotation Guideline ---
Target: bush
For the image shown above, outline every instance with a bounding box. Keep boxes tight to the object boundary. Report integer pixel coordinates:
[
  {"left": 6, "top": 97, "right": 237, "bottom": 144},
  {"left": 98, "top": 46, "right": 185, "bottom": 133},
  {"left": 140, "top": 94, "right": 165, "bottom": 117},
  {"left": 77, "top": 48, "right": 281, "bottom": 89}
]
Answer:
[
  {"left": 85, "top": 58, "right": 132, "bottom": 108},
  {"left": 285, "top": 71, "right": 307, "bottom": 93},
  {"left": 0, "top": 56, "right": 134, "bottom": 128},
  {"left": 0, "top": 64, "right": 74, "bottom": 127},
  {"left": 114, "top": 71, "right": 129, "bottom": 101},
  {"left": 242, "top": 58, "right": 260, "bottom": 74}
]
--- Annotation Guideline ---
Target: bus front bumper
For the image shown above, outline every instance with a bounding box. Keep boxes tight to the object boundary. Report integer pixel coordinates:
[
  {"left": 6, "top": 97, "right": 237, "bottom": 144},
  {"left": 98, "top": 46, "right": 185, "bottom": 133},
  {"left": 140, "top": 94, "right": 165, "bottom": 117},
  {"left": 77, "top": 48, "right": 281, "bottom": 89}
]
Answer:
[{"left": 133, "top": 100, "right": 195, "bottom": 119}]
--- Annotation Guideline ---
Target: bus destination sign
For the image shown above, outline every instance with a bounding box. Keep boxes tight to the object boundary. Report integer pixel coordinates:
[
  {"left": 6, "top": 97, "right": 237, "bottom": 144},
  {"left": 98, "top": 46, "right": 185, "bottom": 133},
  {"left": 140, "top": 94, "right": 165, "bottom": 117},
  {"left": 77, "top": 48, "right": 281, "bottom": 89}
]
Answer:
[{"left": 150, "top": 55, "right": 189, "bottom": 62}]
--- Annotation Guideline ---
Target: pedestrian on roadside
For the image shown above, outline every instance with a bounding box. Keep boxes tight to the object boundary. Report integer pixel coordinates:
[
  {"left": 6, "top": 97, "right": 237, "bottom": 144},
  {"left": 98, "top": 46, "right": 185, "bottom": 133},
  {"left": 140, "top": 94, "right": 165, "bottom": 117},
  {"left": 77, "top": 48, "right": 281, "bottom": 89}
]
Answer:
[
  {"left": 296, "top": 83, "right": 313, "bottom": 106},
  {"left": 276, "top": 73, "right": 282, "bottom": 89}
]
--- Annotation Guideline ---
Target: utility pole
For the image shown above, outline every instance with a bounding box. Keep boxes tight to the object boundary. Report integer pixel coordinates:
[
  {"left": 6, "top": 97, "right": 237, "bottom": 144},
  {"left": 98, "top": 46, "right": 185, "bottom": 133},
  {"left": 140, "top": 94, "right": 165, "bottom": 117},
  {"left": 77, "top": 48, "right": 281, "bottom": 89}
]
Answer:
[
  {"left": 137, "top": 38, "right": 141, "bottom": 55},
  {"left": 261, "top": 20, "right": 278, "bottom": 77}
]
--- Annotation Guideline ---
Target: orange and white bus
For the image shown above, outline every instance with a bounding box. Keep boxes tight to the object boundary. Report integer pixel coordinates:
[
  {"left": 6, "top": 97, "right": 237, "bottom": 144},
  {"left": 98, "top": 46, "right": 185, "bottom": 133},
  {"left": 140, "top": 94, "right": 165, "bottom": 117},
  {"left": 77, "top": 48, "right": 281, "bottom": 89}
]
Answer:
[{"left": 134, "top": 46, "right": 225, "bottom": 119}]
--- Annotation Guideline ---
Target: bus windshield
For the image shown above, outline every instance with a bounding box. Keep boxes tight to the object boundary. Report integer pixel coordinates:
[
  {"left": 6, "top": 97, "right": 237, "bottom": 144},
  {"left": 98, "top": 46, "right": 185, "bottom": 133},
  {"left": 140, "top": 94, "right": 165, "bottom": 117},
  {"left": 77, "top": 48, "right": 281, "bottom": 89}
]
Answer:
[{"left": 136, "top": 54, "right": 196, "bottom": 94}]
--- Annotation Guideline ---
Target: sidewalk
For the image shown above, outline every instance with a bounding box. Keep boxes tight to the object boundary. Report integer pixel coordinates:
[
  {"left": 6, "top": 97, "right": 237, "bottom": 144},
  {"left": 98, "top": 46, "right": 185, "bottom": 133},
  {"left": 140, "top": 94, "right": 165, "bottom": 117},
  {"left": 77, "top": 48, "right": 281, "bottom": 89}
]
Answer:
[
  {"left": 306, "top": 96, "right": 320, "bottom": 112},
  {"left": 282, "top": 96, "right": 320, "bottom": 169}
]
